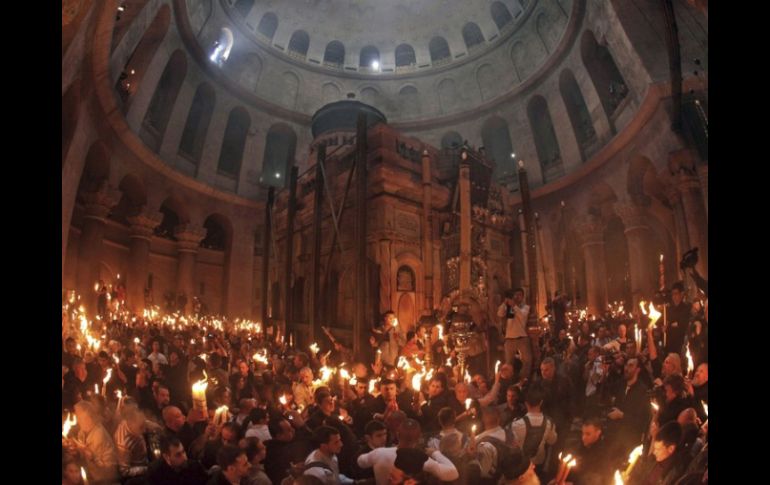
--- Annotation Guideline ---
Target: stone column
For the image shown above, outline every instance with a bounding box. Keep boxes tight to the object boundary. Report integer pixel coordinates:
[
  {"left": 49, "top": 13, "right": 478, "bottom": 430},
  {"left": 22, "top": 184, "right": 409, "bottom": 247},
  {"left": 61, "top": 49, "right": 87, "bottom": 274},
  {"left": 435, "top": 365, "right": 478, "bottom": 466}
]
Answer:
[
  {"left": 616, "top": 202, "right": 654, "bottom": 305},
  {"left": 575, "top": 216, "right": 608, "bottom": 315},
  {"left": 174, "top": 224, "right": 206, "bottom": 315},
  {"left": 665, "top": 185, "right": 690, "bottom": 266},
  {"left": 379, "top": 239, "right": 392, "bottom": 313},
  {"left": 676, "top": 172, "right": 708, "bottom": 277},
  {"left": 459, "top": 158, "right": 472, "bottom": 292},
  {"left": 225, "top": 229, "right": 256, "bottom": 318},
  {"left": 126, "top": 211, "right": 162, "bottom": 313},
  {"left": 421, "top": 150, "right": 434, "bottom": 312},
  {"left": 697, "top": 164, "right": 708, "bottom": 215},
  {"left": 75, "top": 187, "right": 119, "bottom": 312}
]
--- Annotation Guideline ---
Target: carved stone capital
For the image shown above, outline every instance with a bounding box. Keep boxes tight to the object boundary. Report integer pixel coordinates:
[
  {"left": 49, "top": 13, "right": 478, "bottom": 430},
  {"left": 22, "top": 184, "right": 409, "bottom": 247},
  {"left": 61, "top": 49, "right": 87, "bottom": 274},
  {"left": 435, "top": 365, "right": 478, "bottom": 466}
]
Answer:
[
  {"left": 615, "top": 203, "right": 648, "bottom": 233},
  {"left": 174, "top": 224, "right": 206, "bottom": 252},
  {"left": 675, "top": 172, "right": 702, "bottom": 192},
  {"left": 127, "top": 211, "right": 163, "bottom": 240},
  {"left": 81, "top": 186, "right": 120, "bottom": 221}
]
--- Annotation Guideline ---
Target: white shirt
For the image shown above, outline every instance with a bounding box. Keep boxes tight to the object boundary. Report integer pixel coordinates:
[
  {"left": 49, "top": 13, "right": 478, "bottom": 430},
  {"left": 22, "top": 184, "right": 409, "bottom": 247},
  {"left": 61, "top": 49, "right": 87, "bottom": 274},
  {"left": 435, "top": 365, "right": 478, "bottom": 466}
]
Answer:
[
  {"left": 244, "top": 424, "right": 271, "bottom": 443},
  {"left": 475, "top": 426, "right": 508, "bottom": 478},
  {"left": 426, "top": 428, "right": 465, "bottom": 452},
  {"left": 497, "top": 303, "right": 530, "bottom": 339},
  {"left": 147, "top": 352, "right": 168, "bottom": 366},
  {"left": 356, "top": 447, "right": 459, "bottom": 485}
]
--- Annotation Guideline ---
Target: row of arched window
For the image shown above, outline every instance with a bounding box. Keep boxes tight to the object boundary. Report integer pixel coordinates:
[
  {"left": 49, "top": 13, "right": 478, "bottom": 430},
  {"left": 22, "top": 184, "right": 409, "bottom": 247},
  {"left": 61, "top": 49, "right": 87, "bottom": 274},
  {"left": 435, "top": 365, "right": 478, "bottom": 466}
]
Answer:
[{"left": 242, "top": 1, "right": 524, "bottom": 69}]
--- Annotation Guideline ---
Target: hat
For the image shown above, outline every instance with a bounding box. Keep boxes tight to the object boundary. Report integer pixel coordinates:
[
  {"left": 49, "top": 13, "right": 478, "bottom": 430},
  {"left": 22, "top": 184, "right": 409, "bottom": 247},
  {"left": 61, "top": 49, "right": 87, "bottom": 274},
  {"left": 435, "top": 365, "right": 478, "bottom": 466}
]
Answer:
[
  {"left": 499, "top": 446, "right": 531, "bottom": 480},
  {"left": 394, "top": 448, "right": 429, "bottom": 476}
]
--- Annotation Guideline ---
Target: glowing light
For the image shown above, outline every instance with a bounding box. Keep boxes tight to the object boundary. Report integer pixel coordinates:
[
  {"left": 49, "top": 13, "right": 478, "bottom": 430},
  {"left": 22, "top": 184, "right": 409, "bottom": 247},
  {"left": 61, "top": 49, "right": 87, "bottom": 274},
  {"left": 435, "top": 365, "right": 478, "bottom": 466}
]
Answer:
[
  {"left": 62, "top": 413, "right": 77, "bottom": 438},
  {"left": 614, "top": 470, "right": 624, "bottom": 485},
  {"left": 368, "top": 379, "right": 377, "bottom": 394},
  {"left": 702, "top": 401, "right": 708, "bottom": 417},
  {"left": 371, "top": 60, "right": 380, "bottom": 70},
  {"left": 686, "top": 345, "right": 694, "bottom": 375},
  {"left": 495, "top": 360, "right": 501, "bottom": 374},
  {"left": 309, "top": 343, "right": 320, "bottom": 355},
  {"left": 465, "top": 398, "right": 472, "bottom": 410},
  {"left": 279, "top": 395, "right": 287, "bottom": 406},
  {"left": 651, "top": 400, "right": 659, "bottom": 413},
  {"left": 411, "top": 370, "right": 425, "bottom": 392},
  {"left": 648, "top": 302, "right": 661, "bottom": 324}
]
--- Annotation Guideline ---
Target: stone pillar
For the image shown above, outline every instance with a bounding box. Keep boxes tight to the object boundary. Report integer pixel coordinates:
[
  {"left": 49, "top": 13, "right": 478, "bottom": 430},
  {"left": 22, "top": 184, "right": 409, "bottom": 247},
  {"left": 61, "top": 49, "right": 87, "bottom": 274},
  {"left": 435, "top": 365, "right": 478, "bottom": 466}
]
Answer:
[
  {"left": 665, "top": 185, "right": 690, "bottom": 267},
  {"left": 697, "top": 164, "right": 708, "bottom": 215},
  {"left": 379, "top": 239, "right": 392, "bottom": 313},
  {"left": 225, "top": 229, "right": 256, "bottom": 318},
  {"left": 517, "top": 210, "right": 530, "bottom": 291},
  {"left": 616, "top": 202, "right": 654, "bottom": 305},
  {"left": 421, "top": 150, "right": 434, "bottom": 312},
  {"left": 126, "top": 211, "right": 162, "bottom": 312},
  {"left": 174, "top": 224, "right": 206, "bottom": 315},
  {"left": 576, "top": 217, "right": 608, "bottom": 315},
  {"left": 459, "top": 157, "right": 472, "bottom": 292},
  {"left": 676, "top": 172, "right": 708, "bottom": 277},
  {"left": 75, "top": 187, "right": 119, "bottom": 312}
]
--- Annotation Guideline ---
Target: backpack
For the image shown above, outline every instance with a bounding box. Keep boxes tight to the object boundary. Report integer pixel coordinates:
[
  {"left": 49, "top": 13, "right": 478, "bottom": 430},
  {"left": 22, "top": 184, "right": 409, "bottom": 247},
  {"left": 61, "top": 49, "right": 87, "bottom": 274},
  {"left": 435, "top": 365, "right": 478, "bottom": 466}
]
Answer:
[
  {"left": 477, "top": 436, "right": 516, "bottom": 482},
  {"left": 521, "top": 415, "right": 551, "bottom": 462}
]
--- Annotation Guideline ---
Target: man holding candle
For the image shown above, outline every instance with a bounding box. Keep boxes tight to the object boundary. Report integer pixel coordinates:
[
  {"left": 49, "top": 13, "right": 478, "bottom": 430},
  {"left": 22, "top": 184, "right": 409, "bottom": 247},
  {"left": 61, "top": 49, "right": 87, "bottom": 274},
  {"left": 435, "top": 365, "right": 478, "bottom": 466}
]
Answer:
[
  {"left": 626, "top": 422, "right": 688, "bottom": 485},
  {"left": 497, "top": 289, "right": 533, "bottom": 384},
  {"left": 70, "top": 400, "right": 120, "bottom": 484},
  {"left": 607, "top": 357, "right": 651, "bottom": 457}
]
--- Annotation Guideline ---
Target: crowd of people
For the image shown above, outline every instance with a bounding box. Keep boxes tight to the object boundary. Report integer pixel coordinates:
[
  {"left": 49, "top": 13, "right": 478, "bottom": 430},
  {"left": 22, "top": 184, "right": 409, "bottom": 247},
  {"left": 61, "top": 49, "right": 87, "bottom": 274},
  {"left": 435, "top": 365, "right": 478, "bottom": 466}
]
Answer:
[{"left": 61, "top": 280, "right": 708, "bottom": 485}]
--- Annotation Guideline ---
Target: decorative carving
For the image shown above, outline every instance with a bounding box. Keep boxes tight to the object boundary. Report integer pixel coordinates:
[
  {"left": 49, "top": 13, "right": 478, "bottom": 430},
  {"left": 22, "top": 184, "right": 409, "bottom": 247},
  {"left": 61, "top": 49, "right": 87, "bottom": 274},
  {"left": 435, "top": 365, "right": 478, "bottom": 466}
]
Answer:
[
  {"left": 574, "top": 216, "right": 605, "bottom": 247},
  {"left": 127, "top": 212, "right": 163, "bottom": 240},
  {"left": 174, "top": 224, "right": 206, "bottom": 252},
  {"left": 82, "top": 187, "right": 120, "bottom": 221},
  {"left": 615, "top": 203, "right": 648, "bottom": 232}
]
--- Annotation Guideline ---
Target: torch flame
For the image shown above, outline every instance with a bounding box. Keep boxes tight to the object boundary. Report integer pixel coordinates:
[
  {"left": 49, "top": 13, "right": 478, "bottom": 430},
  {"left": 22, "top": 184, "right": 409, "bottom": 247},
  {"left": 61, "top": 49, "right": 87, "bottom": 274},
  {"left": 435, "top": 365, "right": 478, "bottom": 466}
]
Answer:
[
  {"left": 614, "top": 470, "right": 624, "bottom": 485},
  {"left": 648, "top": 302, "right": 661, "bottom": 324},
  {"left": 411, "top": 370, "right": 425, "bottom": 391},
  {"left": 192, "top": 371, "right": 209, "bottom": 394},
  {"left": 62, "top": 413, "right": 77, "bottom": 438}
]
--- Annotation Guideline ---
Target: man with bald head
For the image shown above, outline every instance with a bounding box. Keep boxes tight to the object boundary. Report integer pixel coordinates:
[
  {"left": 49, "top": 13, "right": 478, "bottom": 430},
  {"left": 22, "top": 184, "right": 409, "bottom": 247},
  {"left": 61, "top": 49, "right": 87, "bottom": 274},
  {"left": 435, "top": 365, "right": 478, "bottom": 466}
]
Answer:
[{"left": 162, "top": 405, "right": 211, "bottom": 457}]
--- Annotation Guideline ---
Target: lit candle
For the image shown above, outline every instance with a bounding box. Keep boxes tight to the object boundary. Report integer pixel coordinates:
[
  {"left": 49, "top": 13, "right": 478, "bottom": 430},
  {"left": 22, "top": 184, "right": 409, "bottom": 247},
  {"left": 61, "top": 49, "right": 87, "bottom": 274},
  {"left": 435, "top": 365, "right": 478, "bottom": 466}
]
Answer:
[
  {"left": 62, "top": 413, "right": 77, "bottom": 438},
  {"left": 615, "top": 470, "right": 624, "bottom": 485},
  {"left": 214, "top": 405, "right": 229, "bottom": 426},
  {"left": 686, "top": 345, "right": 694, "bottom": 377},
  {"left": 471, "top": 424, "right": 477, "bottom": 439},
  {"left": 701, "top": 401, "right": 708, "bottom": 418},
  {"left": 192, "top": 372, "right": 209, "bottom": 414},
  {"left": 495, "top": 360, "right": 501, "bottom": 374},
  {"left": 81, "top": 466, "right": 89, "bottom": 485},
  {"left": 465, "top": 398, "right": 472, "bottom": 410}
]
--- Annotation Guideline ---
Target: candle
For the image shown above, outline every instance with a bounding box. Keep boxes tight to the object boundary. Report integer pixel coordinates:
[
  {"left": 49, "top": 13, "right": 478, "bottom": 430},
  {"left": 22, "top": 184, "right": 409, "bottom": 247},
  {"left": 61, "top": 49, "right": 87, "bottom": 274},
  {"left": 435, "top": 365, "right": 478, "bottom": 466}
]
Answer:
[
  {"left": 651, "top": 400, "right": 659, "bottom": 413},
  {"left": 214, "top": 405, "right": 229, "bottom": 426},
  {"left": 465, "top": 398, "right": 472, "bottom": 410},
  {"left": 192, "top": 372, "right": 209, "bottom": 414},
  {"left": 471, "top": 424, "right": 477, "bottom": 438},
  {"left": 494, "top": 360, "right": 501, "bottom": 374},
  {"left": 411, "top": 371, "right": 425, "bottom": 392},
  {"left": 81, "top": 466, "right": 89, "bottom": 485},
  {"left": 376, "top": 349, "right": 382, "bottom": 365},
  {"left": 614, "top": 470, "right": 624, "bottom": 485},
  {"left": 701, "top": 401, "right": 708, "bottom": 418}
]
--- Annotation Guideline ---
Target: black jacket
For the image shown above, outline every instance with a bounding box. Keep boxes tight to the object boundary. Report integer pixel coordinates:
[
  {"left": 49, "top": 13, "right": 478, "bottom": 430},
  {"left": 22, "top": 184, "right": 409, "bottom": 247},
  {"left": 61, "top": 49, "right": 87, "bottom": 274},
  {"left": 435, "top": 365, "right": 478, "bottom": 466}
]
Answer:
[{"left": 147, "top": 459, "right": 208, "bottom": 485}]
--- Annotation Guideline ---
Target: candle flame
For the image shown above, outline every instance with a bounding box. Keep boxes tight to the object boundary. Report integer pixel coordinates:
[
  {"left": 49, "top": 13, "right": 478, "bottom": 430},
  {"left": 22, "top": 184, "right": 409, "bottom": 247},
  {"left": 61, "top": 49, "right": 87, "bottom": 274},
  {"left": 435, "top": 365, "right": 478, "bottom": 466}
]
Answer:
[
  {"left": 495, "top": 360, "right": 501, "bottom": 374},
  {"left": 103, "top": 368, "right": 113, "bottom": 385},
  {"left": 567, "top": 458, "right": 577, "bottom": 468},
  {"left": 471, "top": 424, "right": 477, "bottom": 434},
  {"left": 465, "top": 398, "right": 472, "bottom": 410},
  {"left": 368, "top": 379, "right": 377, "bottom": 394},
  {"left": 702, "top": 401, "right": 708, "bottom": 417},
  {"left": 62, "top": 413, "right": 77, "bottom": 438},
  {"left": 309, "top": 343, "right": 320, "bottom": 355},
  {"left": 639, "top": 301, "right": 647, "bottom": 315},
  {"left": 648, "top": 302, "right": 661, "bottom": 324},
  {"left": 411, "top": 370, "right": 425, "bottom": 391},
  {"left": 437, "top": 325, "right": 443, "bottom": 340},
  {"left": 192, "top": 371, "right": 209, "bottom": 394},
  {"left": 340, "top": 368, "right": 351, "bottom": 380},
  {"left": 445, "top": 357, "right": 452, "bottom": 366},
  {"left": 651, "top": 400, "right": 659, "bottom": 412},
  {"left": 350, "top": 376, "right": 357, "bottom": 386},
  {"left": 561, "top": 454, "right": 573, "bottom": 463},
  {"left": 686, "top": 345, "right": 694, "bottom": 375},
  {"left": 81, "top": 467, "right": 87, "bottom": 482},
  {"left": 94, "top": 384, "right": 99, "bottom": 395},
  {"left": 279, "top": 395, "right": 287, "bottom": 405},
  {"left": 614, "top": 470, "right": 624, "bottom": 485}
]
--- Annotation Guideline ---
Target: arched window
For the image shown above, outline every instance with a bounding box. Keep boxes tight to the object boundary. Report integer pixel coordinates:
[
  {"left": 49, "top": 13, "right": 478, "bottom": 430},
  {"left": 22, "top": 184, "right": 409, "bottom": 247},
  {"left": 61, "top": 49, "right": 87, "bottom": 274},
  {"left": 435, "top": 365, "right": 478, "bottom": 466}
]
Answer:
[
  {"left": 261, "top": 124, "right": 297, "bottom": 188},
  {"left": 360, "top": 46, "right": 380, "bottom": 68},
  {"left": 395, "top": 44, "right": 416, "bottom": 67},
  {"left": 288, "top": 30, "right": 310, "bottom": 59},
  {"left": 481, "top": 116, "right": 516, "bottom": 182},
  {"left": 233, "top": 0, "right": 254, "bottom": 18},
  {"left": 201, "top": 218, "right": 227, "bottom": 251},
  {"left": 323, "top": 41, "right": 345, "bottom": 66},
  {"left": 217, "top": 107, "right": 251, "bottom": 178},
  {"left": 429, "top": 36, "right": 451, "bottom": 63},
  {"left": 462, "top": 23, "right": 485, "bottom": 50},
  {"left": 559, "top": 69, "right": 597, "bottom": 161},
  {"left": 580, "top": 30, "right": 628, "bottom": 125},
  {"left": 257, "top": 12, "right": 278, "bottom": 40},
  {"left": 491, "top": 2, "right": 513, "bottom": 30},
  {"left": 527, "top": 96, "right": 564, "bottom": 183},
  {"left": 179, "top": 83, "right": 215, "bottom": 164},
  {"left": 398, "top": 86, "right": 419, "bottom": 117},
  {"left": 142, "top": 50, "right": 187, "bottom": 151},
  {"left": 154, "top": 203, "right": 180, "bottom": 240}
]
